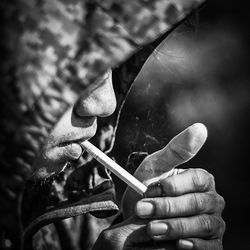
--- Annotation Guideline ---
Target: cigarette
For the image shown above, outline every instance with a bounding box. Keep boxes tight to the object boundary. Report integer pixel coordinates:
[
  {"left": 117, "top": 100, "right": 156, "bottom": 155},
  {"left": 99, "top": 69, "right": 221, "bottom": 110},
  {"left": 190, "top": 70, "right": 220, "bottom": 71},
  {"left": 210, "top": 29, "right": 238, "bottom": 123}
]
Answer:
[{"left": 80, "top": 141, "right": 147, "bottom": 196}]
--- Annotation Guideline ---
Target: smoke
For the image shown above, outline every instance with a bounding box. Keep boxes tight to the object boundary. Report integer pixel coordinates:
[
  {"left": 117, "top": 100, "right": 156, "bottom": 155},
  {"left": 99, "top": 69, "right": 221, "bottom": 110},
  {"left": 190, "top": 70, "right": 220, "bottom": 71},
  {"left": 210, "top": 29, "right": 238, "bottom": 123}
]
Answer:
[
  {"left": 131, "top": 23, "right": 250, "bottom": 132},
  {"left": 113, "top": 5, "right": 250, "bottom": 249}
]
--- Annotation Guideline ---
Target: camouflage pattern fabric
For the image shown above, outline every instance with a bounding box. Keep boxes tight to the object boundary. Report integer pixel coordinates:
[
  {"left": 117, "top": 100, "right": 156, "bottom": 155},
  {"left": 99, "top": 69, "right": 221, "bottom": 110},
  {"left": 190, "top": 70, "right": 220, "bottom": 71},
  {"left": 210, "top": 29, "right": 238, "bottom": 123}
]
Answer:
[{"left": 0, "top": 0, "right": 206, "bottom": 249}]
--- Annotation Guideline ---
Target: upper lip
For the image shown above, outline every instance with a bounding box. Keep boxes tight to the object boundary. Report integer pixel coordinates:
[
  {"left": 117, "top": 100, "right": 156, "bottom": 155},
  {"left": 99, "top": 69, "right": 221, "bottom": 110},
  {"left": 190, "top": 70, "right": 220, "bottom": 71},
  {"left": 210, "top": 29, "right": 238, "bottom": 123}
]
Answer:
[
  {"left": 81, "top": 116, "right": 96, "bottom": 127},
  {"left": 71, "top": 115, "right": 97, "bottom": 128},
  {"left": 58, "top": 138, "right": 85, "bottom": 147},
  {"left": 58, "top": 118, "right": 97, "bottom": 147}
]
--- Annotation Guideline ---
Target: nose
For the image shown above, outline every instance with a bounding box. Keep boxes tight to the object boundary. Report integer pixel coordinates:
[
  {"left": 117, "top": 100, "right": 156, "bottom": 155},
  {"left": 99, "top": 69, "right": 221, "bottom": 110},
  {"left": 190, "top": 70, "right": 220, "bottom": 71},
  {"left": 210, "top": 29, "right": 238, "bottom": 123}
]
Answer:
[{"left": 74, "top": 71, "right": 117, "bottom": 118}]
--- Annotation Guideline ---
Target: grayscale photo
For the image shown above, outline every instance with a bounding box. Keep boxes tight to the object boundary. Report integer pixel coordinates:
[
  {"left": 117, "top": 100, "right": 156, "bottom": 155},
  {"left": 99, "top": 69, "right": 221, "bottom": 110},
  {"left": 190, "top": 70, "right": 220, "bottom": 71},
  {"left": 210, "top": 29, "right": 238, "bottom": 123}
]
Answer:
[{"left": 0, "top": 1, "right": 249, "bottom": 249}]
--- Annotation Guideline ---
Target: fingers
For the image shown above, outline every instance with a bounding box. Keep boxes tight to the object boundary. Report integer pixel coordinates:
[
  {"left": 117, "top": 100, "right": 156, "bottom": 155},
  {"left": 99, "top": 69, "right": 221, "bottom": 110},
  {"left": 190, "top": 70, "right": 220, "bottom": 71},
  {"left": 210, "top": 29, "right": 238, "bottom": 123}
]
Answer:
[
  {"left": 153, "top": 123, "right": 207, "bottom": 168},
  {"left": 147, "top": 215, "right": 225, "bottom": 240},
  {"left": 146, "top": 169, "right": 216, "bottom": 198},
  {"left": 135, "top": 123, "right": 208, "bottom": 184},
  {"left": 136, "top": 191, "right": 225, "bottom": 219},
  {"left": 177, "top": 238, "right": 223, "bottom": 250},
  {"left": 164, "top": 123, "right": 207, "bottom": 166}
]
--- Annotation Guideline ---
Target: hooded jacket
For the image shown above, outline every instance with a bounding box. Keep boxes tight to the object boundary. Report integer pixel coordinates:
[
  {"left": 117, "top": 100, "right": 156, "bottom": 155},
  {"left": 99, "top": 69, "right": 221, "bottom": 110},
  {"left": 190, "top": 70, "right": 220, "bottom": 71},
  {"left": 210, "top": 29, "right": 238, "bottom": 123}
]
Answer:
[{"left": 0, "top": 1, "right": 205, "bottom": 249}]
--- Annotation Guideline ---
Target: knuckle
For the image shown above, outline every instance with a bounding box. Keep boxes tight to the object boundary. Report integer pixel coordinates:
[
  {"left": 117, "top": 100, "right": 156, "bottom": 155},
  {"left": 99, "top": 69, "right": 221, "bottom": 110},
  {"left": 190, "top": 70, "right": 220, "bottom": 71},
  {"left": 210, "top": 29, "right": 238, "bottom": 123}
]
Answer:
[
  {"left": 194, "top": 168, "right": 215, "bottom": 191},
  {"left": 218, "top": 217, "right": 226, "bottom": 237},
  {"left": 191, "top": 169, "right": 207, "bottom": 191},
  {"left": 210, "top": 192, "right": 225, "bottom": 213},
  {"left": 158, "top": 198, "right": 174, "bottom": 216},
  {"left": 174, "top": 220, "right": 187, "bottom": 238},
  {"left": 200, "top": 215, "right": 215, "bottom": 236},
  {"left": 199, "top": 213, "right": 225, "bottom": 238},
  {"left": 218, "top": 194, "right": 226, "bottom": 211},
  {"left": 192, "top": 193, "right": 205, "bottom": 213},
  {"left": 162, "top": 177, "right": 177, "bottom": 195},
  {"left": 207, "top": 173, "right": 215, "bottom": 189},
  {"left": 208, "top": 192, "right": 218, "bottom": 209}
]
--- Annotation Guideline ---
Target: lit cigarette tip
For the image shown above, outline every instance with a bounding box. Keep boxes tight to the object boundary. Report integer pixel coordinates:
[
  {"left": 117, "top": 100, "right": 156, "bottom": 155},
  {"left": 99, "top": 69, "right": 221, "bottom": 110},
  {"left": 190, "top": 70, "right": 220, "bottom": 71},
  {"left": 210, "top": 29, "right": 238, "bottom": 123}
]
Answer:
[{"left": 80, "top": 141, "right": 147, "bottom": 196}]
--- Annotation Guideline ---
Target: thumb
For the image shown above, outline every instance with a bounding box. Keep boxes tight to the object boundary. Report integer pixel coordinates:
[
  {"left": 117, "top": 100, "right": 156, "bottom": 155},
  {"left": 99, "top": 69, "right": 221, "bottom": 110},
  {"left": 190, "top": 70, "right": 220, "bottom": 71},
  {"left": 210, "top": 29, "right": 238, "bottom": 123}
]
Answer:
[
  {"left": 122, "top": 123, "right": 207, "bottom": 219},
  {"left": 157, "top": 122, "right": 207, "bottom": 168},
  {"left": 135, "top": 123, "right": 208, "bottom": 182}
]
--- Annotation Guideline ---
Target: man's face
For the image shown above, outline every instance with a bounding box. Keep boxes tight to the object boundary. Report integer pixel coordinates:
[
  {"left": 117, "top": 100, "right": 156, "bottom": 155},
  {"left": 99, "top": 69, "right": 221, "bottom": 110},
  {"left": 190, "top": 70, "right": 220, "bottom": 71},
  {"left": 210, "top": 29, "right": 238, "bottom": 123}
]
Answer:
[{"left": 47, "top": 70, "right": 117, "bottom": 147}]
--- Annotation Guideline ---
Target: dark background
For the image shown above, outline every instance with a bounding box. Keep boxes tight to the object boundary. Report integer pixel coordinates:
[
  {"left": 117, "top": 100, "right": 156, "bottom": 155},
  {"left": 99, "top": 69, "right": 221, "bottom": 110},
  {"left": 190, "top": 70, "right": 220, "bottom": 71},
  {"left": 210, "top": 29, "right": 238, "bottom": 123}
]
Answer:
[
  {"left": 112, "top": 1, "right": 250, "bottom": 249},
  {"left": 0, "top": 1, "right": 248, "bottom": 249}
]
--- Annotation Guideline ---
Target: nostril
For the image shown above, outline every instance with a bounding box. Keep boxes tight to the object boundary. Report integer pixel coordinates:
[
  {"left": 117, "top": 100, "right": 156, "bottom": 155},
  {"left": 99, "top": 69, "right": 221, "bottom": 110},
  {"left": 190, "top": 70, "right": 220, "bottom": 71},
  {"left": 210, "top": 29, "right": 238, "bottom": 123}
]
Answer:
[{"left": 73, "top": 100, "right": 87, "bottom": 118}]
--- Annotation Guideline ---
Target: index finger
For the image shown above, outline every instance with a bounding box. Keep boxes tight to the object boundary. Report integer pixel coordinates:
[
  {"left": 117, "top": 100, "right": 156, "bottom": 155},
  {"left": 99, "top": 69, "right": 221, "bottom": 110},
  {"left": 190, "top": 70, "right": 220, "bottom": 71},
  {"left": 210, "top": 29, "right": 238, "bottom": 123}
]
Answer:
[{"left": 146, "top": 168, "right": 215, "bottom": 198}]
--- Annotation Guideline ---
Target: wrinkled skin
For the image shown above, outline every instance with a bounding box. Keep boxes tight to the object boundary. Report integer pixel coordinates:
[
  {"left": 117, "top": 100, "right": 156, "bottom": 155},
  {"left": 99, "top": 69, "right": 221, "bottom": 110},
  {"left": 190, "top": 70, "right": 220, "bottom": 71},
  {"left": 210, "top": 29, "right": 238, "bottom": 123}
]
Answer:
[
  {"left": 93, "top": 124, "right": 225, "bottom": 250},
  {"left": 32, "top": 71, "right": 116, "bottom": 180},
  {"left": 31, "top": 72, "right": 225, "bottom": 249}
]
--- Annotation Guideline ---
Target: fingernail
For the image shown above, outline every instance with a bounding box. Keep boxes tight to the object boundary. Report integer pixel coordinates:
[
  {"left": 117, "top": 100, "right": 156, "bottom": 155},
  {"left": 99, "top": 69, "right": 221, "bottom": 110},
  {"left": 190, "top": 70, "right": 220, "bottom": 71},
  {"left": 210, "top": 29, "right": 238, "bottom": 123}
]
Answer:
[
  {"left": 149, "top": 222, "right": 168, "bottom": 236},
  {"left": 178, "top": 240, "right": 193, "bottom": 249},
  {"left": 136, "top": 201, "right": 154, "bottom": 218}
]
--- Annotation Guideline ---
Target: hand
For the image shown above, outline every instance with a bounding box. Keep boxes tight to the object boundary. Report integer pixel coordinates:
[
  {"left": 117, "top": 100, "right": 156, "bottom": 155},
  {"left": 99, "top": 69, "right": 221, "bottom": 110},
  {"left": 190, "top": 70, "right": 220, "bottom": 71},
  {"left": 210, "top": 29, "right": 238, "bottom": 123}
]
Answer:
[
  {"left": 94, "top": 169, "right": 225, "bottom": 250},
  {"left": 122, "top": 123, "right": 209, "bottom": 218},
  {"left": 136, "top": 168, "right": 225, "bottom": 250},
  {"left": 93, "top": 216, "right": 177, "bottom": 250},
  {"left": 95, "top": 123, "right": 225, "bottom": 250}
]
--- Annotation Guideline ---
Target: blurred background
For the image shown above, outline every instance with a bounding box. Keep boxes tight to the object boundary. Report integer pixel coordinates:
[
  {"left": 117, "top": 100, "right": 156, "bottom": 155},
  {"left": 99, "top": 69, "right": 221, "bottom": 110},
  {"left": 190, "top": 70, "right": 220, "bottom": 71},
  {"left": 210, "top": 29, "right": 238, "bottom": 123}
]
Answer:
[
  {"left": 112, "top": 1, "right": 250, "bottom": 249},
  {"left": 0, "top": 1, "right": 249, "bottom": 249}
]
